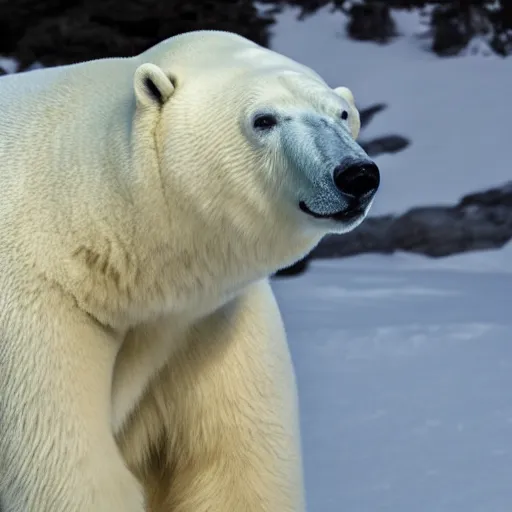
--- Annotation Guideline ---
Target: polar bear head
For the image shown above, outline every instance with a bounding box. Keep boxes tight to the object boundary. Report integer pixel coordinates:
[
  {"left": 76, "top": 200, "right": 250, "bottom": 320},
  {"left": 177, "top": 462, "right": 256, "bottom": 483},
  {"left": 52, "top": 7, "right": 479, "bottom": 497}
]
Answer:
[{"left": 132, "top": 31, "right": 379, "bottom": 278}]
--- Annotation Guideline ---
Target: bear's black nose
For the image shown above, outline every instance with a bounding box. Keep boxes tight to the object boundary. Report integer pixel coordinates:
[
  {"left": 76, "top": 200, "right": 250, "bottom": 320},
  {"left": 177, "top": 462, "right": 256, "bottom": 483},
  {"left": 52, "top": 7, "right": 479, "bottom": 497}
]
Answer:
[{"left": 333, "top": 161, "right": 380, "bottom": 200}]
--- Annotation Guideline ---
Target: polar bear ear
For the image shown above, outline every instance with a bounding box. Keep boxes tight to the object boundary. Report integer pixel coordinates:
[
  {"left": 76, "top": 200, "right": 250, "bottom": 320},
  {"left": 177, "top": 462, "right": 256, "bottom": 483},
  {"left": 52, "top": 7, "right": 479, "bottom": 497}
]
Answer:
[
  {"left": 334, "top": 86, "right": 361, "bottom": 140},
  {"left": 134, "top": 63, "right": 176, "bottom": 108},
  {"left": 334, "top": 86, "right": 355, "bottom": 105}
]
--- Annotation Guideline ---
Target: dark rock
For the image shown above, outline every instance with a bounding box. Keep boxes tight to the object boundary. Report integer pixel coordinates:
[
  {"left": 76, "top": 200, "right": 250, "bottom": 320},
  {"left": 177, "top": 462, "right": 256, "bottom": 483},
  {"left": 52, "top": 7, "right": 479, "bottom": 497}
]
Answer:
[
  {"left": 459, "top": 182, "right": 512, "bottom": 208},
  {"left": 318, "top": 182, "right": 512, "bottom": 259},
  {"left": 360, "top": 135, "right": 410, "bottom": 158},
  {"left": 274, "top": 181, "right": 512, "bottom": 278},
  {"left": 358, "top": 104, "right": 411, "bottom": 159},
  {"left": 359, "top": 103, "right": 387, "bottom": 130},
  {"left": 312, "top": 216, "right": 396, "bottom": 258},
  {"left": 431, "top": 4, "right": 470, "bottom": 57},
  {"left": 346, "top": 2, "right": 396, "bottom": 44}
]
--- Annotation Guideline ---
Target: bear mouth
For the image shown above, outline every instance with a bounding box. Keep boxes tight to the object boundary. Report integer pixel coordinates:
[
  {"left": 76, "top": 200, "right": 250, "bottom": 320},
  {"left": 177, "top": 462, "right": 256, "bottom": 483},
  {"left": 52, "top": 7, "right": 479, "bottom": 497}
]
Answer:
[{"left": 299, "top": 201, "right": 365, "bottom": 222}]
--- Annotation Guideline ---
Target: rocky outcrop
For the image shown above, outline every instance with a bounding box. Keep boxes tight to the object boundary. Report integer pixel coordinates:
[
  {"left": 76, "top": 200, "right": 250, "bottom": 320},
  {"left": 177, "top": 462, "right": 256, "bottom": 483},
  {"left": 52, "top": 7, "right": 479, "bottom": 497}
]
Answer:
[
  {"left": 275, "top": 182, "right": 512, "bottom": 277},
  {"left": 360, "top": 135, "right": 410, "bottom": 158}
]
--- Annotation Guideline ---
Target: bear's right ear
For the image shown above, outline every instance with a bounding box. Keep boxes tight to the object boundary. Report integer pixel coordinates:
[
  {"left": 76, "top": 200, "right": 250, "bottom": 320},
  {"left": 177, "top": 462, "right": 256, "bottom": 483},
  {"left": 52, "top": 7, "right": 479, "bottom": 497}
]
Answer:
[{"left": 134, "top": 63, "right": 175, "bottom": 109}]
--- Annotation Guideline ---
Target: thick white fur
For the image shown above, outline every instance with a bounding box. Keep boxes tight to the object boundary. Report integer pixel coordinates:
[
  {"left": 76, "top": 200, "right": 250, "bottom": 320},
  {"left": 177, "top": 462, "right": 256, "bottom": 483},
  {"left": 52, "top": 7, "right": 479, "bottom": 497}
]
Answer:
[{"left": 0, "top": 30, "right": 363, "bottom": 511}]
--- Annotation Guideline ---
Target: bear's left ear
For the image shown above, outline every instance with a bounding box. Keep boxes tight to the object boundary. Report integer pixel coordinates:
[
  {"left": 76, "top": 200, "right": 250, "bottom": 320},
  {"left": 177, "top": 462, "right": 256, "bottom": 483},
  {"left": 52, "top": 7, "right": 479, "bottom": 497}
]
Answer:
[
  {"left": 334, "top": 86, "right": 361, "bottom": 140},
  {"left": 134, "top": 63, "right": 176, "bottom": 109}
]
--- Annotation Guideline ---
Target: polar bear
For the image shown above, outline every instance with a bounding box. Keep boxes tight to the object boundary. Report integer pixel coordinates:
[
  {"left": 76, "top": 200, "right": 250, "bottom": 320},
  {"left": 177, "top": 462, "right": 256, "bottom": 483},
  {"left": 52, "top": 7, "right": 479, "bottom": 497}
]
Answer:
[{"left": 0, "top": 30, "right": 379, "bottom": 511}]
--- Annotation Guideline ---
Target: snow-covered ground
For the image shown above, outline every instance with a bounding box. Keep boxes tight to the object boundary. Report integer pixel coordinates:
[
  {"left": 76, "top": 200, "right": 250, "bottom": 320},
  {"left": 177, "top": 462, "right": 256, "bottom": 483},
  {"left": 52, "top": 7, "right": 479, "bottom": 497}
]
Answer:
[
  {"left": 267, "top": 6, "right": 512, "bottom": 512},
  {"left": 269, "top": 6, "right": 512, "bottom": 217},
  {"left": 273, "top": 252, "right": 512, "bottom": 512}
]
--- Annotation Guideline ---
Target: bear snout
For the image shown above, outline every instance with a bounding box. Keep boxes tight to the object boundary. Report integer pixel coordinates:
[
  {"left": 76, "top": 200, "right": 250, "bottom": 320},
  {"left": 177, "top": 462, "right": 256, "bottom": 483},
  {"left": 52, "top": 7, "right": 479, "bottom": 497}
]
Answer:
[{"left": 333, "top": 160, "right": 380, "bottom": 202}]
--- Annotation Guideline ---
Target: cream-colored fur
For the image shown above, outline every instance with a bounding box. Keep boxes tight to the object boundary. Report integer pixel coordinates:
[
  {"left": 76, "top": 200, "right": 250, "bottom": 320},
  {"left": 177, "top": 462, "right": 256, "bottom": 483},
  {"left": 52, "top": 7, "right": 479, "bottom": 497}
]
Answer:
[{"left": 0, "top": 30, "right": 369, "bottom": 511}]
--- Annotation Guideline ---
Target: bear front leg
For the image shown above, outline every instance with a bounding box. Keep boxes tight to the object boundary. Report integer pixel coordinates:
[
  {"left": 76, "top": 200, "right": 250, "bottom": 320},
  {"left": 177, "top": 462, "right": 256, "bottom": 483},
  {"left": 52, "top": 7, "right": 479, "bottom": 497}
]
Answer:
[
  {"left": 122, "top": 279, "right": 306, "bottom": 512},
  {"left": 0, "top": 287, "right": 145, "bottom": 512}
]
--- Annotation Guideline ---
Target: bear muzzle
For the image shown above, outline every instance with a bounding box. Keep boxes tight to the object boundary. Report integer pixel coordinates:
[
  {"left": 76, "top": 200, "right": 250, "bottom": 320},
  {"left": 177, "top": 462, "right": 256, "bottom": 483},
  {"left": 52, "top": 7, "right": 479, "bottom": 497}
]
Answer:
[{"left": 299, "top": 158, "right": 380, "bottom": 222}]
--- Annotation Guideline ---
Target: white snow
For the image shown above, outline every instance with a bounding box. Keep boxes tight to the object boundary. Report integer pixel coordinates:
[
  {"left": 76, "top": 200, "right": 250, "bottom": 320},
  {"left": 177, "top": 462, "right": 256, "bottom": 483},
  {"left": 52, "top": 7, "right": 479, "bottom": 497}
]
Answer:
[
  {"left": 269, "top": 6, "right": 512, "bottom": 217},
  {"left": 272, "top": 253, "right": 512, "bottom": 512},
  {"left": 267, "top": 6, "right": 512, "bottom": 512}
]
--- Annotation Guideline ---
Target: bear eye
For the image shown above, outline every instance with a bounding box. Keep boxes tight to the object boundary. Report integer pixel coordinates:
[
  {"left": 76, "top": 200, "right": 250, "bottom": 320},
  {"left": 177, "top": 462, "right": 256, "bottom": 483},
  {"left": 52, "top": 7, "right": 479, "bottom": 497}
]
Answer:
[
  {"left": 341, "top": 110, "right": 349, "bottom": 121},
  {"left": 253, "top": 113, "right": 278, "bottom": 131}
]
